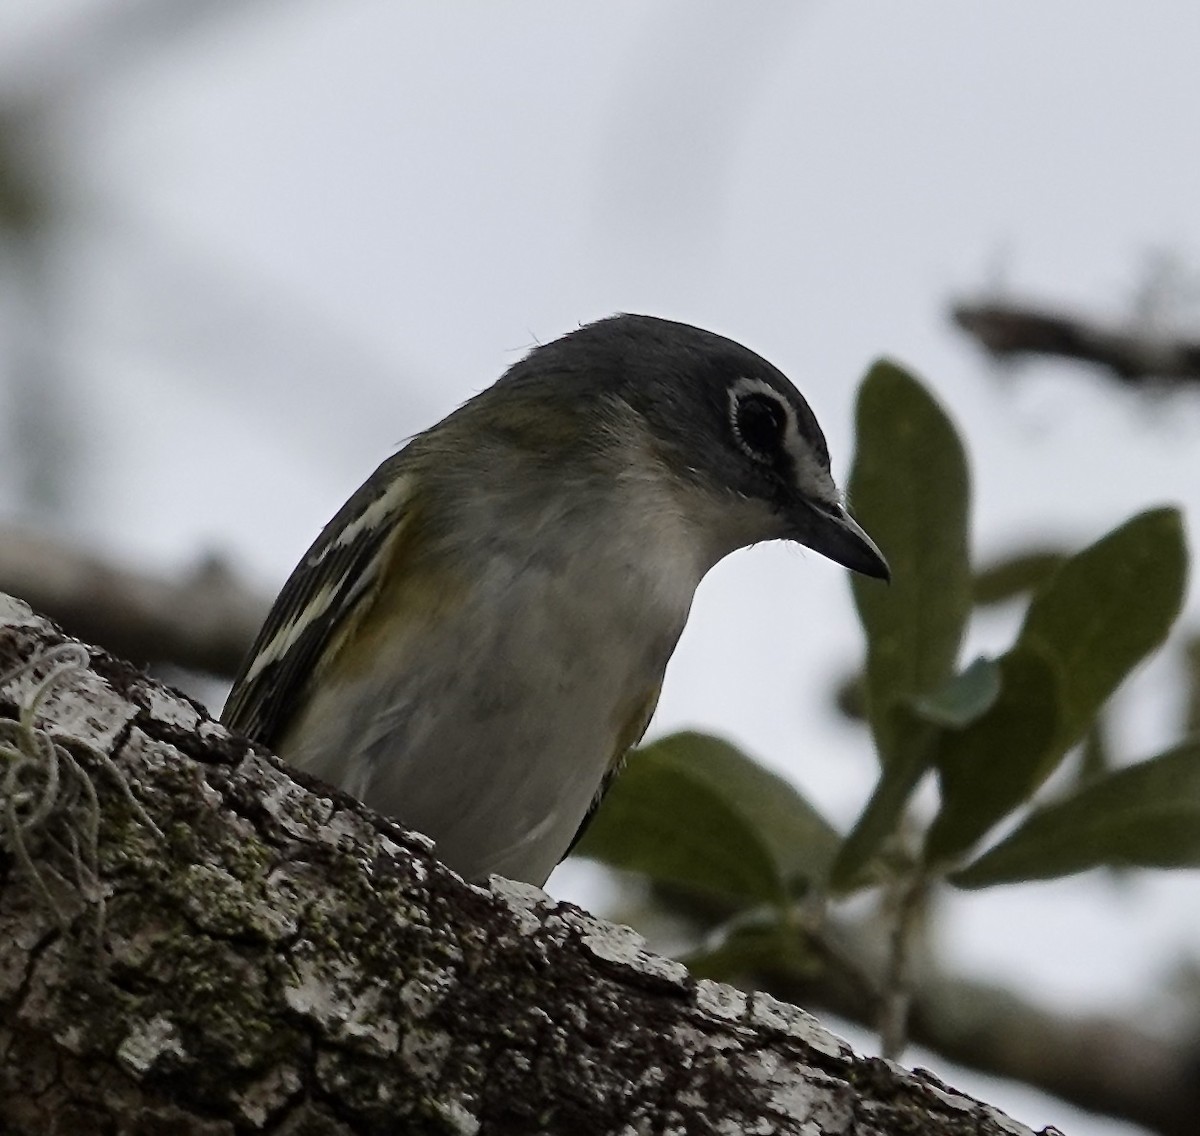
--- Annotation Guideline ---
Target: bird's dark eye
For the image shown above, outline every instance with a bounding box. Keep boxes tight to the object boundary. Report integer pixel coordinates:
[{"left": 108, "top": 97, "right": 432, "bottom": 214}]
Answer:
[{"left": 732, "top": 391, "right": 787, "bottom": 460}]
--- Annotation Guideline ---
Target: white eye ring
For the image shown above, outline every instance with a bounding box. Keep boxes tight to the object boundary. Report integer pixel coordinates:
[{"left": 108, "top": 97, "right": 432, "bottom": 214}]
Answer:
[
  {"left": 728, "top": 378, "right": 793, "bottom": 462},
  {"left": 727, "top": 375, "right": 840, "bottom": 504}
]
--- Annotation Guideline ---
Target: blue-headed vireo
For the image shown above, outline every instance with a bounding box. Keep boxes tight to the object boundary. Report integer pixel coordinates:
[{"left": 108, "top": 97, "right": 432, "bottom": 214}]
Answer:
[{"left": 222, "top": 314, "right": 888, "bottom": 886}]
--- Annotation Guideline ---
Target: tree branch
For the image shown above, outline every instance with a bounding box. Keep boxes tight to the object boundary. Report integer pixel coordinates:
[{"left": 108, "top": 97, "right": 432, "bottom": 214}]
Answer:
[
  {"left": 0, "top": 595, "right": 1044, "bottom": 1135},
  {"left": 0, "top": 527, "right": 267, "bottom": 676},
  {"left": 951, "top": 299, "right": 1200, "bottom": 383},
  {"left": 664, "top": 874, "right": 1200, "bottom": 1136},
  {"left": 771, "top": 939, "right": 1200, "bottom": 1136}
]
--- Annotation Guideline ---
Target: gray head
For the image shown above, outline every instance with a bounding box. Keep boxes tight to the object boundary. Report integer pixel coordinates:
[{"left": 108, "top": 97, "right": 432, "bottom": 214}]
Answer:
[{"left": 494, "top": 314, "right": 889, "bottom": 580}]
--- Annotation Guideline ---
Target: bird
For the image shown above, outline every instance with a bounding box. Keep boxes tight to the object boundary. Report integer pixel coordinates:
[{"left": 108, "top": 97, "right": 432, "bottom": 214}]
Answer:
[{"left": 221, "top": 314, "right": 889, "bottom": 887}]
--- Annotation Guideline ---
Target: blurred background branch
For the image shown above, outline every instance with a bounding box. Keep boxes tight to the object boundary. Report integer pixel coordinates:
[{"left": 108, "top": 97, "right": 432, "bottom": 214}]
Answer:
[
  {"left": 0, "top": 527, "right": 266, "bottom": 676},
  {"left": 952, "top": 299, "right": 1200, "bottom": 384},
  {"left": 628, "top": 882, "right": 1200, "bottom": 1136}
]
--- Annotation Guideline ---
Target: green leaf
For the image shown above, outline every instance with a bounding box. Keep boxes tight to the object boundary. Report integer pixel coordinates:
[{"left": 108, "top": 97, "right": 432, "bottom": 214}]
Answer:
[
  {"left": 830, "top": 659, "right": 1000, "bottom": 888},
  {"left": 972, "top": 549, "right": 1066, "bottom": 607},
  {"left": 833, "top": 671, "right": 866, "bottom": 722},
  {"left": 925, "top": 646, "right": 1060, "bottom": 863},
  {"left": 849, "top": 361, "right": 971, "bottom": 763},
  {"left": 1183, "top": 633, "right": 1200, "bottom": 736},
  {"left": 913, "top": 656, "right": 1001, "bottom": 728},
  {"left": 673, "top": 733, "right": 843, "bottom": 890},
  {"left": 683, "top": 916, "right": 821, "bottom": 984},
  {"left": 1077, "top": 721, "right": 1115, "bottom": 786},
  {"left": 572, "top": 732, "right": 840, "bottom": 905},
  {"left": 830, "top": 705, "right": 938, "bottom": 891},
  {"left": 953, "top": 741, "right": 1200, "bottom": 887},
  {"left": 1018, "top": 507, "right": 1187, "bottom": 757}
]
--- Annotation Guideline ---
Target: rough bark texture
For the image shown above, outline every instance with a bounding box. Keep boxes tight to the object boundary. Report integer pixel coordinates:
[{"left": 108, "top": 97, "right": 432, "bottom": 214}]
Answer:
[
  {"left": 744, "top": 939, "right": 1200, "bottom": 1136},
  {"left": 0, "top": 594, "right": 1044, "bottom": 1136}
]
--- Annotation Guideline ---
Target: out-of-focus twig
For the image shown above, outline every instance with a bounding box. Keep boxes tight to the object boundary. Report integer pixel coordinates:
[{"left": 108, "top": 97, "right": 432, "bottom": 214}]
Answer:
[
  {"left": 952, "top": 300, "right": 1200, "bottom": 384},
  {"left": 654, "top": 882, "right": 1200, "bottom": 1136},
  {"left": 0, "top": 527, "right": 267, "bottom": 676}
]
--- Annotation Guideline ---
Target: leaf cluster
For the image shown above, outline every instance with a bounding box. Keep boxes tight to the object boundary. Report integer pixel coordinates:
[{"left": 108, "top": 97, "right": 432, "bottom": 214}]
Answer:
[{"left": 574, "top": 360, "right": 1194, "bottom": 1006}]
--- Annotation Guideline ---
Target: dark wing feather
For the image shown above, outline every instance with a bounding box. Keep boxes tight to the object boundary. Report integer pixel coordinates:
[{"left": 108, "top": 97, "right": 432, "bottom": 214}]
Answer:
[{"left": 221, "top": 456, "right": 411, "bottom": 747}]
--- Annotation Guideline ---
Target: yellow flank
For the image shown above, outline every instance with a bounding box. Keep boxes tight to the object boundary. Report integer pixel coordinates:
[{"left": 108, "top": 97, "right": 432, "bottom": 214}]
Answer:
[{"left": 315, "top": 503, "right": 466, "bottom": 687}]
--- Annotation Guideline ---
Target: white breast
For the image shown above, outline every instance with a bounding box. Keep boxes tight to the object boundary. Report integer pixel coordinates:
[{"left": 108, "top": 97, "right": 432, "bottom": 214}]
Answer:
[{"left": 283, "top": 473, "right": 711, "bottom": 886}]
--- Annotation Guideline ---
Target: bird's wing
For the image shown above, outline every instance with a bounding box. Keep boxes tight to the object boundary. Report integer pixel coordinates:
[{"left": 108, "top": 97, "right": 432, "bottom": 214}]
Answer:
[
  {"left": 221, "top": 457, "right": 416, "bottom": 748},
  {"left": 563, "top": 681, "right": 662, "bottom": 859}
]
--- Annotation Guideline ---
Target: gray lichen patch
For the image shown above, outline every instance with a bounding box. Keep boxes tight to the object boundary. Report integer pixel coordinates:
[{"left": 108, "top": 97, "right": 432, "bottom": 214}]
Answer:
[
  {"left": 234, "top": 1060, "right": 303, "bottom": 1128},
  {"left": 399, "top": 1025, "right": 451, "bottom": 1080},
  {"left": 747, "top": 990, "right": 849, "bottom": 1060},
  {"left": 396, "top": 967, "right": 456, "bottom": 1020},
  {"left": 9, "top": 655, "right": 135, "bottom": 754},
  {"left": 694, "top": 978, "right": 748, "bottom": 1024},
  {"left": 25, "top": 878, "right": 312, "bottom": 1108},
  {"left": 284, "top": 955, "right": 399, "bottom": 1056},
  {"left": 137, "top": 686, "right": 201, "bottom": 733},
  {"left": 116, "top": 1014, "right": 187, "bottom": 1078},
  {"left": 0, "top": 595, "right": 40, "bottom": 629},
  {"left": 576, "top": 916, "right": 689, "bottom": 990},
  {"left": 243, "top": 752, "right": 337, "bottom": 838}
]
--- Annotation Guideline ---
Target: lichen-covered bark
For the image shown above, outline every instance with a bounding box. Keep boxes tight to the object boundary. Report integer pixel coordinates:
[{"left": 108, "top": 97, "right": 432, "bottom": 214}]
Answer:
[{"left": 0, "top": 595, "right": 1041, "bottom": 1136}]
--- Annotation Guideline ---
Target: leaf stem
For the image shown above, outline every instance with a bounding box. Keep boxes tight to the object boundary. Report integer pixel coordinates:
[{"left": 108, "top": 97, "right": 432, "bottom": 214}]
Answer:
[{"left": 878, "top": 867, "right": 929, "bottom": 1059}]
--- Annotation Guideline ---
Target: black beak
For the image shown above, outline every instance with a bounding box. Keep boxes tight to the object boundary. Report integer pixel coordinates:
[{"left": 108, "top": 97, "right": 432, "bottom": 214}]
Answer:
[{"left": 798, "top": 501, "right": 890, "bottom": 581}]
